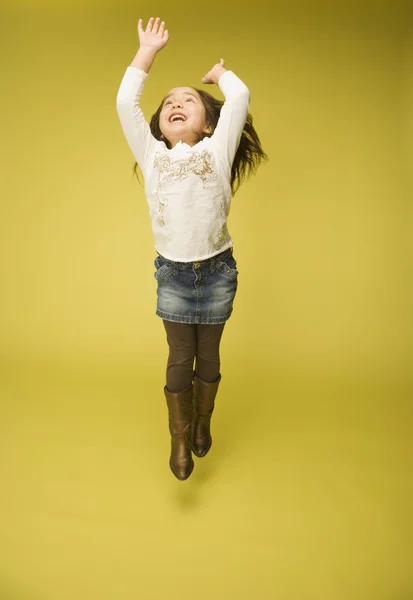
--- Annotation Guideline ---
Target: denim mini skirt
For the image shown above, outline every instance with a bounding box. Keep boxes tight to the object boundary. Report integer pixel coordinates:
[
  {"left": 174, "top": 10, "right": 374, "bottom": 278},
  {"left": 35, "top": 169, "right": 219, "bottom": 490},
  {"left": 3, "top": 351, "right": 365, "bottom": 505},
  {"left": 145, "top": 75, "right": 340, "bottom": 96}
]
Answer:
[{"left": 153, "top": 247, "right": 238, "bottom": 324}]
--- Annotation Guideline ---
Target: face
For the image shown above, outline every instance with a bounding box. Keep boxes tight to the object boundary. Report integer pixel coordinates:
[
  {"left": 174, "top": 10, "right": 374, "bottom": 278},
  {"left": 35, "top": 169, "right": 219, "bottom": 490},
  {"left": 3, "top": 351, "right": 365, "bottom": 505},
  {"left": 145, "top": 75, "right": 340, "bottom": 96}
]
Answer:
[{"left": 159, "top": 87, "right": 211, "bottom": 147}]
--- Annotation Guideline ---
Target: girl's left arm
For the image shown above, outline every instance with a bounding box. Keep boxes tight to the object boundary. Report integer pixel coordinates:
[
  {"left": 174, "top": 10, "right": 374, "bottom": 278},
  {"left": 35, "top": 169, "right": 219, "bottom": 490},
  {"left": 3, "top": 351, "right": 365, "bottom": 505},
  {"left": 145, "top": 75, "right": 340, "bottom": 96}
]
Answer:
[{"left": 202, "top": 59, "right": 250, "bottom": 173}]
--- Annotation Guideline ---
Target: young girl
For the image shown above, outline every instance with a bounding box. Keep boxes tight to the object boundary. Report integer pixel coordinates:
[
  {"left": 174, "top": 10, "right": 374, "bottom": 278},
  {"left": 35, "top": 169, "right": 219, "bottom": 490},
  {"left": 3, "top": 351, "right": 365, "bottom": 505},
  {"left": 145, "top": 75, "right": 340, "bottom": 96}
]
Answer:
[{"left": 116, "top": 17, "right": 267, "bottom": 481}]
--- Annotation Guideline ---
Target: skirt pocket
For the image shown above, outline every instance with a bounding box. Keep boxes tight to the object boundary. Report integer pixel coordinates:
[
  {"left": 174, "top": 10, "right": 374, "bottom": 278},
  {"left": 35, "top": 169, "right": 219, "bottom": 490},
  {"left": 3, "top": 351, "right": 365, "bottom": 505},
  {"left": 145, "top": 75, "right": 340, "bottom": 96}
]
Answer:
[
  {"left": 216, "top": 255, "right": 238, "bottom": 281},
  {"left": 154, "top": 257, "right": 175, "bottom": 282}
]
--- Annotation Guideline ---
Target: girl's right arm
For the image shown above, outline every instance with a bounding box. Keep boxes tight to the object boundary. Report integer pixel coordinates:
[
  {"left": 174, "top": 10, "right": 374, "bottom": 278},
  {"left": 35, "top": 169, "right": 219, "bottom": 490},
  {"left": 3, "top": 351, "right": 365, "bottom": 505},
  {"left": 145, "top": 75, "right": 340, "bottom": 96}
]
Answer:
[
  {"left": 116, "top": 18, "right": 168, "bottom": 171},
  {"left": 131, "top": 18, "right": 168, "bottom": 73}
]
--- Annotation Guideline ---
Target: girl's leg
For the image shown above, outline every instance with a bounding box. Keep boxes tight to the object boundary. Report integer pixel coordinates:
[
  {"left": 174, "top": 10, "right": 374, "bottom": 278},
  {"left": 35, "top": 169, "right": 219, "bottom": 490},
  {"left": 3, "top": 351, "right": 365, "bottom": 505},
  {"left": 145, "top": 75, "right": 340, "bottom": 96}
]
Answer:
[
  {"left": 162, "top": 320, "right": 197, "bottom": 480},
  {"left": 192, "top": 323, "right": 225, "bottom": 458},
  {"left": 162, "top": 320, "right": 197, "bottom": 392},
  {"left": 194, "top": 323, "right": 225, "bottom": 382}
]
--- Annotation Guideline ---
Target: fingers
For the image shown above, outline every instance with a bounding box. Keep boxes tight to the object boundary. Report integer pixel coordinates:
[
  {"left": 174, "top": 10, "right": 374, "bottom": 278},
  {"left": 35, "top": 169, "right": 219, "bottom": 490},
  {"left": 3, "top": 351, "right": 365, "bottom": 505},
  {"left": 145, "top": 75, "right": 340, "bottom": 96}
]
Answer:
[
  {"left": 140, "top": 17, "right": 168, "bottom": 37},
  {"left": 152, "top": 17, "right": 161, "bottom": 34},
  {"left": 158, "top": 20, "right": 166, "bottom": 37},
  {"left": 201, "top": 59, "right": 225, "bottom": 84},
  {"left": 145, "top": 17, "right": 154, "bottom": 32},
  {"left": 144, "top": 17, "right": 162, "bottom": 33}
]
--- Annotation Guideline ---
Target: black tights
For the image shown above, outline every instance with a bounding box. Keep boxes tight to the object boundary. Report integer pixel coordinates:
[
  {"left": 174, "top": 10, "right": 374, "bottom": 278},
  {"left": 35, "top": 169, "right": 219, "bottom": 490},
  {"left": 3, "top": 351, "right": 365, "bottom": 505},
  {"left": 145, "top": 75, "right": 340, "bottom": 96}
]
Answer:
[{"left": 162, "top": 320, "right": 225, "bottom": 393}]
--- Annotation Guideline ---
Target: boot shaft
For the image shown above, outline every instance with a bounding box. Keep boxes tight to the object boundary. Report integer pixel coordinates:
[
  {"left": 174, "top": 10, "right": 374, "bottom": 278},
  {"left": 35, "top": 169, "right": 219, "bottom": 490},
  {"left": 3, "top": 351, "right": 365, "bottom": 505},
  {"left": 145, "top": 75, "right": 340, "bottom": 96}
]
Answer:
[
  {"left": 164, "top": 384, "right": 194, "bottom": 480},
  {"left": 164, "top": 384, "right": 193, "bottom": 435},
  {"left": 193, "top": 373, "right": 221, "bottom": 416}
]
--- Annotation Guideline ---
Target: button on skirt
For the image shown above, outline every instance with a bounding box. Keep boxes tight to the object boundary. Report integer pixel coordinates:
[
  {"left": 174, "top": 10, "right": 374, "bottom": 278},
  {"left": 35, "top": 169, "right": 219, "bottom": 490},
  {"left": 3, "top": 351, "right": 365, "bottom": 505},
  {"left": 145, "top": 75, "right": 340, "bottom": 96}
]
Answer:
[{"left": 153, "top": 247, "right": 238, "bottom": 324}]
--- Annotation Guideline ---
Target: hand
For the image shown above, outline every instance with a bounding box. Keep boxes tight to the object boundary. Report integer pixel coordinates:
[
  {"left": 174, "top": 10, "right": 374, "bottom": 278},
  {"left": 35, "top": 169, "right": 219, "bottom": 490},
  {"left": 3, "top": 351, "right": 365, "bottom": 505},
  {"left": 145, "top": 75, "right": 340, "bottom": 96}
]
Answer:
[
  {"left": 137, "top": 17, "right": 169, "bottom": 52},
  {"left": 202, "top": 59, "right": 227, "bottom": 84}
]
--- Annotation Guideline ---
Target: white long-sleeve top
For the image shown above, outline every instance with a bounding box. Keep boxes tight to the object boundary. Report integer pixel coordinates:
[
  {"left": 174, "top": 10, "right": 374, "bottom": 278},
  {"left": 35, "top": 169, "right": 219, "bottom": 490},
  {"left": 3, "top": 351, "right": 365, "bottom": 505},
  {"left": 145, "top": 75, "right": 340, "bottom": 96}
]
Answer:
[{"left": 116, "top": 66, "right": 250, "bottom": 262}]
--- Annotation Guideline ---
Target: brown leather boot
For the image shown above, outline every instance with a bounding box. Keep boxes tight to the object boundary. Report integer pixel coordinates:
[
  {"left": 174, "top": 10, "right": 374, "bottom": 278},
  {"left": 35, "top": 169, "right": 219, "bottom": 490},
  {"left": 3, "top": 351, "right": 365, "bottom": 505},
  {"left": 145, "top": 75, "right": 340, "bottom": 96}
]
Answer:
[
  {"left": 164, "top": 384, "right": 194, "bottom": 480},
  {"left": 191, "top": 373, "right": 221, "bottom": 458}
]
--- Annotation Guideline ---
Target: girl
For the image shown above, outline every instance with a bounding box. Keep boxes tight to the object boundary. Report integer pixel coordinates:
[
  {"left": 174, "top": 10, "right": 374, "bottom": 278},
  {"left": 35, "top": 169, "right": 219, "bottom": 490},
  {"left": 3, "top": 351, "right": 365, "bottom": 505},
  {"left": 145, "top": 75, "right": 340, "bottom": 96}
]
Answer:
[{"left": 116, "top": 17, "right": 267, "bottom": 481}]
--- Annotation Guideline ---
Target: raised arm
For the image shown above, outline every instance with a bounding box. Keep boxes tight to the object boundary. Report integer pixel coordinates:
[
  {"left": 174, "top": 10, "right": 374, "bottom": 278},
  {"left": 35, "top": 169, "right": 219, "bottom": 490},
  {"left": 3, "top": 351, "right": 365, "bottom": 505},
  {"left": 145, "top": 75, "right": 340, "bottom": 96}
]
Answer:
[
  {"left": 202, "top": 59, "right": 250, "bottom": 173},
  {"left": 116, "top": 18, "right": 169, "bottom": 171},
  {"left": 131, "top": 18, "right": 169, "bottom": 73}
]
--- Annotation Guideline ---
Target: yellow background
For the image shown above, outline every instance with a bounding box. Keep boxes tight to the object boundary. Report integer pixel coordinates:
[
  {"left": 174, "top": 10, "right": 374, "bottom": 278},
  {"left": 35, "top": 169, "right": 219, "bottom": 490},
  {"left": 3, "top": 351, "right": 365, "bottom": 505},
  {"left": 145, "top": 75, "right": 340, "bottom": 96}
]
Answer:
[{"left": 1, "top": 1, "right": 412, "bottom": 598}]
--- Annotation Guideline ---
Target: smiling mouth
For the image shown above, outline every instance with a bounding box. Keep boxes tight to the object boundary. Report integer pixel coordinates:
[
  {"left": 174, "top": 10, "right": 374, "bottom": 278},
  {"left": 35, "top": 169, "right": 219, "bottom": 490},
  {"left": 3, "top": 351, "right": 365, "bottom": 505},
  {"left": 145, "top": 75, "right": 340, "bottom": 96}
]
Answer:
[{"left": 169, "top": 114, "right": 187, "bottom": 123}]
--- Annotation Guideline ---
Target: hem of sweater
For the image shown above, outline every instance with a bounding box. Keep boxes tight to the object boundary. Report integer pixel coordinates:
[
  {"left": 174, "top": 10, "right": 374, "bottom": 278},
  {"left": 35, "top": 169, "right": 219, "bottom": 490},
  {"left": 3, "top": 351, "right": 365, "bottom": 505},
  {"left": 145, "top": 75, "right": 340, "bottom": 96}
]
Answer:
[{"left": 154, "top": 241, "right": 234, "bottom": 263}]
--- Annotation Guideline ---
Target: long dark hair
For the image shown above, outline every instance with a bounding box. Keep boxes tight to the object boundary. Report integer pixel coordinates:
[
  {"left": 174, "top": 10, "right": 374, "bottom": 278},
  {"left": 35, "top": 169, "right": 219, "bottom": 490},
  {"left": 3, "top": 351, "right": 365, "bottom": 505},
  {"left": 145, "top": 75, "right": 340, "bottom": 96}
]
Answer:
[{"left": 133, "top": 88, "right": 268, "bottom": 195}]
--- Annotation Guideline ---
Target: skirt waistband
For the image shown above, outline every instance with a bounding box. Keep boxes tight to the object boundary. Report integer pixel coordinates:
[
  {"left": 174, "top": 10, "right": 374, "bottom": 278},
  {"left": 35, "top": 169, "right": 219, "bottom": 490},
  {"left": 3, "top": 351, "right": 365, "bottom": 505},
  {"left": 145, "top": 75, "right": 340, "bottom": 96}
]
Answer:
[{"left": 156, "top": 247, "right": 233, "bottom": 271}]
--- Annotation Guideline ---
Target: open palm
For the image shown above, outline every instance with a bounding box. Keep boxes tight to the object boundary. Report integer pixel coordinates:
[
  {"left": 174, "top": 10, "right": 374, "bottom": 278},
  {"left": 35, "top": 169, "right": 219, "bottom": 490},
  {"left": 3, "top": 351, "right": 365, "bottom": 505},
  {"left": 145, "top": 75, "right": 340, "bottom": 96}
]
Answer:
[{"left": 138, "top": 17, "right": 169, "bottom": 51}]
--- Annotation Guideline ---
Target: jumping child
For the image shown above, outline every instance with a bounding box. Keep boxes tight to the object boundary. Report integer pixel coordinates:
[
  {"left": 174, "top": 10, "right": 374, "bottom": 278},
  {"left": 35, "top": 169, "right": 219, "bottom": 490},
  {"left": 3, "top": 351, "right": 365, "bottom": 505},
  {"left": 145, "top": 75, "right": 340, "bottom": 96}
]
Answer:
[{"left": 116, "top": 17, "right": 267, "bottom": 480}]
